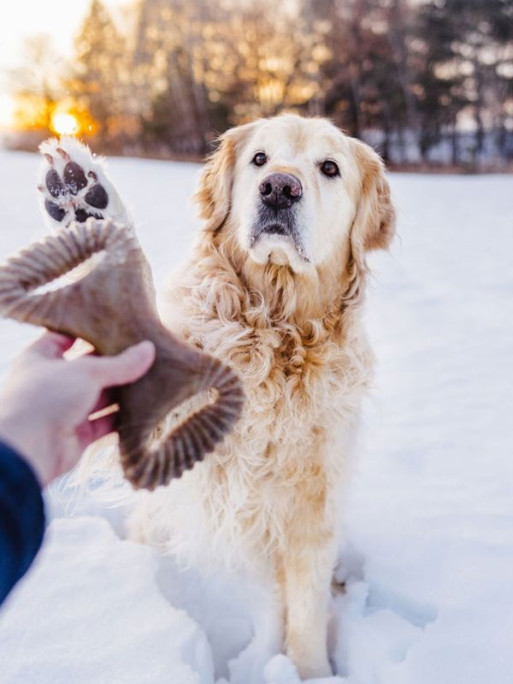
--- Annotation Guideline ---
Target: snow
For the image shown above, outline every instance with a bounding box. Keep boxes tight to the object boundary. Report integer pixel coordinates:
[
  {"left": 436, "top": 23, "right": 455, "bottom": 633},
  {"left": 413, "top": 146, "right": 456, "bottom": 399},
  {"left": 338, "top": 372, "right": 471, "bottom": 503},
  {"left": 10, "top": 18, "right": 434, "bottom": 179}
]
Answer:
[
  {"left": 0, "top": 149, "right": 512, "bottom": 683},
  {"left": 0, "top": 518, "right": 212, "bottom": 684}
]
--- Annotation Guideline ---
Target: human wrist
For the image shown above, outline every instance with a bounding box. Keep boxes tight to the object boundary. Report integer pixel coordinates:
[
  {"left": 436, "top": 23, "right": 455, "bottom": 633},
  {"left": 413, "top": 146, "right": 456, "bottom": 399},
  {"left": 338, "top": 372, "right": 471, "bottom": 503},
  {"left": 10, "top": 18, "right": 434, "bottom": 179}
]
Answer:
[{"left": 0, "top": 412, "right": 52, "bottom": 487}]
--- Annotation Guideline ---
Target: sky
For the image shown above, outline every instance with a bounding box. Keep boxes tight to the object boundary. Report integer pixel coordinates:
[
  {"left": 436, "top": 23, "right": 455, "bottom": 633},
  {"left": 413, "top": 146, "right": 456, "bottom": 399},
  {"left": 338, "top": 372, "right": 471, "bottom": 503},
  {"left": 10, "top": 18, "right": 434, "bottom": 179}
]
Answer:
[{"left": 0, "top": 0, "right": 128, "bottom": 129}]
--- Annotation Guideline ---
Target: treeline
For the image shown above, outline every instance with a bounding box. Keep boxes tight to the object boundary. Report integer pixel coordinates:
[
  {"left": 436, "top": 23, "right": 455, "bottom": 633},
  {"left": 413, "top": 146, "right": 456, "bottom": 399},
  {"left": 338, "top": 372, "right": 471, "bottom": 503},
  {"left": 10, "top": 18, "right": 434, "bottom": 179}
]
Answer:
[{"left": 10, "top": 0, "right": 513, "bottom": 167}]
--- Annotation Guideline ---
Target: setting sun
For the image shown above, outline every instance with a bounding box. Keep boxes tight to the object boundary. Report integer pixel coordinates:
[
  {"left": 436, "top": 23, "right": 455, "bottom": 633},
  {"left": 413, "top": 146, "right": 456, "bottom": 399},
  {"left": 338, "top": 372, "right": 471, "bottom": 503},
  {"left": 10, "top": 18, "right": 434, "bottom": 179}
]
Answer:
[{"left": 50, "top": 112, "right": 80, "bottom": 136}]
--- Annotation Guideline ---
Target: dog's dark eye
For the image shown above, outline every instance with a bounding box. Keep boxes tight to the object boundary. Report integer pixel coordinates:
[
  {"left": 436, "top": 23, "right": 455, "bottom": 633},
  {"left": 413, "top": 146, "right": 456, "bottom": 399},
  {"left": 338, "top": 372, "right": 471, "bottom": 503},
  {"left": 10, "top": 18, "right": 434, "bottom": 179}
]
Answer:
[
  {"left": 320, "top": 160, "right": 340, "bottom": 178},
  {"left": 252, "top": 152, "right": 267, "bottom": 167}
]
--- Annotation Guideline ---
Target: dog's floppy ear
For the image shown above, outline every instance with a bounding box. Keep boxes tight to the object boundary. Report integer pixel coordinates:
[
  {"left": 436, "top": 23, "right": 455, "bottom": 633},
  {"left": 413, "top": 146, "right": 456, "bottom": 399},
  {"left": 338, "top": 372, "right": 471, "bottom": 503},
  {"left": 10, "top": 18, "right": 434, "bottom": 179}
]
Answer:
[
  {"left": 195, "top": 121, "right": 257, "bottom": 232},
  {"left": 350, "top": 139, "right": 396, "bottom": 255},
  {"left": 339, "top": 139, "right": 395, "bottom": 309}
]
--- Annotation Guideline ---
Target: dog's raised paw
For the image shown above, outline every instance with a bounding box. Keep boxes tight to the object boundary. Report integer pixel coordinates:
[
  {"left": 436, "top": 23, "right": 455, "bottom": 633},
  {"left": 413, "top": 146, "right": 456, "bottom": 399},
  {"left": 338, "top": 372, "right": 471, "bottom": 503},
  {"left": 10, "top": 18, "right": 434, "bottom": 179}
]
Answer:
[{"left": 38, "top": 137, "right": 132, "bottom": 230}]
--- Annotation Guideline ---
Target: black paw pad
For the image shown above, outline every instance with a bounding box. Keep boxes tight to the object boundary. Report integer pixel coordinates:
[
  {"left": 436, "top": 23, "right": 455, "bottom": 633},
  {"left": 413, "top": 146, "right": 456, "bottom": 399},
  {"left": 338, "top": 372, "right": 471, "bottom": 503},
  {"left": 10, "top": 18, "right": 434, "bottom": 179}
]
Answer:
[
  {"left": 63, "top": 162, "right": 88, "bottom": 195},
  {"left": 85, "top": 183, "right": 108, "bottom": 209},
  {"left": 45, "top": 169, "right": 66, "bottom": 198},
  {"left": 45, "top": 199, "right": 66, "bottom": 222},
  {"left": 74, "top": 208, "right": 103, "bottom": 223}
]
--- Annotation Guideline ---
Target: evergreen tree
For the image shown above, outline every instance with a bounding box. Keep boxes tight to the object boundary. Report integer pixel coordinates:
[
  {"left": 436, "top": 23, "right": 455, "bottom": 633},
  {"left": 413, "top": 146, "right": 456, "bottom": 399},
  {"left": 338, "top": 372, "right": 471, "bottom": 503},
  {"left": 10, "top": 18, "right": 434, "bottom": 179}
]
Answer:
[
  {"left": 72, "top": 0, "right": 129, "bottom": 149},
  {"left": 416, "top": 0, "right": 513, "bottom": 164}
]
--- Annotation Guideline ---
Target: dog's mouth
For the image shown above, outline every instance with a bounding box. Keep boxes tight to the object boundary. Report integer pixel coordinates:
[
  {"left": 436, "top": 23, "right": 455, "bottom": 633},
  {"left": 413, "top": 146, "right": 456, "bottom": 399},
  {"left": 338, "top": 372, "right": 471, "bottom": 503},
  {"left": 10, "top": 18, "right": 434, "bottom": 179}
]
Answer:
[
  {"left": 257, "top": 222, "right": 289, "bottom": 237},
  {"left": 248, "top": 221, "right": 310, "bottom": 268}
]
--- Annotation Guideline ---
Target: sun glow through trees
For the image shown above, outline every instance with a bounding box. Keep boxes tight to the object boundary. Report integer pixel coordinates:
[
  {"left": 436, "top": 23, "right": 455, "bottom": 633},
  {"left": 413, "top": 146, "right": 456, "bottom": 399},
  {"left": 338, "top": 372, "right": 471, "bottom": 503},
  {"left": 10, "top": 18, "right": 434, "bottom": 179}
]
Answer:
[{"left": 50, "top": 112, "right": 80, "bottom": 136}]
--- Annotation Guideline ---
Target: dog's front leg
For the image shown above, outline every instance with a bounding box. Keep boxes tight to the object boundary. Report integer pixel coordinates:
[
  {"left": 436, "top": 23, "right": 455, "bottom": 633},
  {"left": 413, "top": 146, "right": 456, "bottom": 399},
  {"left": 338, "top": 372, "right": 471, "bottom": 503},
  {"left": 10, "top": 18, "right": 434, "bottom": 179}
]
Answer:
[
  {"left": 280, "top": 517, "right": 337, "bottom": 679},
  {"left": 228, "top": 563, "right": 284, "bottom": 684}
]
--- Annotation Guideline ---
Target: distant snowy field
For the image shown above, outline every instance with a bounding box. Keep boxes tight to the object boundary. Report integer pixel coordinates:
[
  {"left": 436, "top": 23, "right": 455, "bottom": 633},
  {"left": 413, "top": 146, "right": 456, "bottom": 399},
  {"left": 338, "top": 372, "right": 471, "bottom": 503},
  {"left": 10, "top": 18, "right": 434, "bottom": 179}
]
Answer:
[{"left": 0, "top": 150, "right": 512, "bottom": 684}]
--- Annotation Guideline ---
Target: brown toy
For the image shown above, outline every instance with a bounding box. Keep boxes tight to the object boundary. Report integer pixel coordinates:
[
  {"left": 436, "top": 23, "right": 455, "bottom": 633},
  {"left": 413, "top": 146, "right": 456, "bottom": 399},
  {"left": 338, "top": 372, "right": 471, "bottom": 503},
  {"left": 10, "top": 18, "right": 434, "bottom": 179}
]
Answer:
[{"left": 0, "top": 219, "right": 244, "bottom": 490}]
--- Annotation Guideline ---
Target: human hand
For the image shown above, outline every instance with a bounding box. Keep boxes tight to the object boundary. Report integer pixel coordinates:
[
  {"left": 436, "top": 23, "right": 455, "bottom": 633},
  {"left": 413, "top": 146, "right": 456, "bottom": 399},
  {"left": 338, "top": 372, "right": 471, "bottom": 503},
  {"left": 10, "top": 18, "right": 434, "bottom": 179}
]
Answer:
[{"left": 0, "top": 332, "right": 155, "bottom": 487}]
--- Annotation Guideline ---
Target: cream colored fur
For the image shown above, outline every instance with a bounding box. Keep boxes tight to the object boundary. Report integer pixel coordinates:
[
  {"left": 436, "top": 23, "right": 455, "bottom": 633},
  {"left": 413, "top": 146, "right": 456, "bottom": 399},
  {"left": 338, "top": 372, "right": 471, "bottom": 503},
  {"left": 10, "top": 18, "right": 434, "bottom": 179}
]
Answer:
[{"left": 126, "top": 114, "right": 395, "bottom": 680}]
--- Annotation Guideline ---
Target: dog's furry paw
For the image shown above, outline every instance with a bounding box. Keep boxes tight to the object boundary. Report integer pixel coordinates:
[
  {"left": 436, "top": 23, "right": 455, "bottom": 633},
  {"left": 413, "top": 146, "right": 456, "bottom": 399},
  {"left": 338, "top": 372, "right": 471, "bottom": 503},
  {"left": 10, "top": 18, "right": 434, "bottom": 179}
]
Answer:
[{"left": 38, "top": 137, "right": 132, "bottom": 230}]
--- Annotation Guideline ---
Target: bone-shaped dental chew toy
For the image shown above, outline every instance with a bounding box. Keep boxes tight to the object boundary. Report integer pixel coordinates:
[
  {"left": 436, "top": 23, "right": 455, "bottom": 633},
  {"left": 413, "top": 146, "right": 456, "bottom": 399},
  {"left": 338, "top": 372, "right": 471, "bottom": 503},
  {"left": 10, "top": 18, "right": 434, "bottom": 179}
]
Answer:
[{"left": 0, "top": 219, "right": 244, "bottom": 490}]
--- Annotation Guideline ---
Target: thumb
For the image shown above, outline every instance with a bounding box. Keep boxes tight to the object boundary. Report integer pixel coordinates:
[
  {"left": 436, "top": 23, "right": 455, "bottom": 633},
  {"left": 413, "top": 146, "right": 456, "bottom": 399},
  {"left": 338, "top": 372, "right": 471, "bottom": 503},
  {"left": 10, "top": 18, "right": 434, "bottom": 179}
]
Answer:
[{"left": 84, "top": 341, "right": 156, "bottom": 388}]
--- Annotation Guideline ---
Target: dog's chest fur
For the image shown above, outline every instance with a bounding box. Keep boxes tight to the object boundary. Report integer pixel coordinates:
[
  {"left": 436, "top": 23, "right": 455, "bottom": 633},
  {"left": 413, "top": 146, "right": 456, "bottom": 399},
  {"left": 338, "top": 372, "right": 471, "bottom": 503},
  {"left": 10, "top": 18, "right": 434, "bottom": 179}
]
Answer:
[
  {"left": 143, "top": 256, "right": 374, "bottom": 561},
  {"left": 165, "top": 261, "right": 372, "bottom": 482}
]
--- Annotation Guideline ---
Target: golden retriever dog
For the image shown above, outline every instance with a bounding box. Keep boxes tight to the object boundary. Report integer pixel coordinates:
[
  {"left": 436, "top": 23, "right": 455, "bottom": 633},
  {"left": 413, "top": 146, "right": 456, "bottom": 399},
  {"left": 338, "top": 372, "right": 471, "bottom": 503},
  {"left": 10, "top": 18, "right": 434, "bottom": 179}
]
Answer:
[{"left": 40, "top": 114, "right": 395, "bottom": 680}]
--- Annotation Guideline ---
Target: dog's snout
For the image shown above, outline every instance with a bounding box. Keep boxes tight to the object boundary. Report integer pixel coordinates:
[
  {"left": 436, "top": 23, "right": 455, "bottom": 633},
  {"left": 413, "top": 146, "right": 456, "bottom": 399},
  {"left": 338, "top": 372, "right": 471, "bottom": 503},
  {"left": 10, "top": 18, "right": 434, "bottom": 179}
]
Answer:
[{"left": 259, "top": 173, "right": 302, "bottom": 210}]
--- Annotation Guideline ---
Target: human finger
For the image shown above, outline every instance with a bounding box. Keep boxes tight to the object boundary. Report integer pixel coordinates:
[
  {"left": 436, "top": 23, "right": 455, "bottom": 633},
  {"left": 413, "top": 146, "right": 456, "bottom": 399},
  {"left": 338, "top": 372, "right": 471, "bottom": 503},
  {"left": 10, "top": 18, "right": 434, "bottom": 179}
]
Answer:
[
  {"left": 76, "top": 413, "right": 117, "bottom": 452},
  {"left": 81, "top": 340, "right": 155, "bottom": 388},
  {"left": 86, "top": 413, "right": 117, "bottom": 444},
  {"left": 87, "top": 388, "right": 118, "bottom": 419}
]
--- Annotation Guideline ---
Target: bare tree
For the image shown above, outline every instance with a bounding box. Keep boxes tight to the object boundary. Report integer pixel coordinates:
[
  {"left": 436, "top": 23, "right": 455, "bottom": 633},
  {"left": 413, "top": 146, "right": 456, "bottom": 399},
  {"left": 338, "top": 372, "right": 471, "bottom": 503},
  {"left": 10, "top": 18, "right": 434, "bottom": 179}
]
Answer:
[{"left": 9, "top": 35, "right": 64, "bottom": 132}]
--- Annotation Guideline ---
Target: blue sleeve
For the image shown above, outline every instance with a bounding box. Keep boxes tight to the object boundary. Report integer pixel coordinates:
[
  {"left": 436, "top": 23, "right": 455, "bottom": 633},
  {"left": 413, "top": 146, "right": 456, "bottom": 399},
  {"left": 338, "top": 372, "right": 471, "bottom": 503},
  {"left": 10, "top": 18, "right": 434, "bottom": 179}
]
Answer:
[{"left": 0, "top": 441, "right": 45, "bottom": 605}]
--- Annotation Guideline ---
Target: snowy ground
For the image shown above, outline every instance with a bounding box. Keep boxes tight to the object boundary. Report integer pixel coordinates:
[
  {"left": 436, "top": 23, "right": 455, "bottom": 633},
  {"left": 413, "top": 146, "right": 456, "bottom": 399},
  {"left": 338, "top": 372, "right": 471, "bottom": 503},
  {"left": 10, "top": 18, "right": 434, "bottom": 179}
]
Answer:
[{"left": 0, "top": 150, "right": 512, "bottom": 684}]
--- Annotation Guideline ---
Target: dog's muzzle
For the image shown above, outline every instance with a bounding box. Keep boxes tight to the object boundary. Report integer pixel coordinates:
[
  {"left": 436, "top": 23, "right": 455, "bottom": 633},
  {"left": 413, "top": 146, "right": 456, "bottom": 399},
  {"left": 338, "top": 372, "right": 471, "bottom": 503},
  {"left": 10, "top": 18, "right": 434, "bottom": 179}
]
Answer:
[
  {"left": 249, "top": 172, "right": 309, "bottom": 263},
  {"left": 251, "top": 172, "right": 302, "bottom": 240}
]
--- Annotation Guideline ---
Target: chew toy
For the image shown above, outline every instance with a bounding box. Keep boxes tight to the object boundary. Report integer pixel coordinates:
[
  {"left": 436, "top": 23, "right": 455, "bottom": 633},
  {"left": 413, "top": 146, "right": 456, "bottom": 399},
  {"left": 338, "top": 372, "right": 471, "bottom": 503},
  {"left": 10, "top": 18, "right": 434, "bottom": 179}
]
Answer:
[{"left": 0, "top": 219, "right": 244, "bottom": 490}]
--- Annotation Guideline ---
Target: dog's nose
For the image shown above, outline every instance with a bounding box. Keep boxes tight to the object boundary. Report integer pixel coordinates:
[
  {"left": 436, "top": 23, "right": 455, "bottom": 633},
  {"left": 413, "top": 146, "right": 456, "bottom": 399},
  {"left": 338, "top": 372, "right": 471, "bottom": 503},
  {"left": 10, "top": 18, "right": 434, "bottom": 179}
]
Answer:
[{"left": 259, "top": 173, "right": 302, "bottom": 210}]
